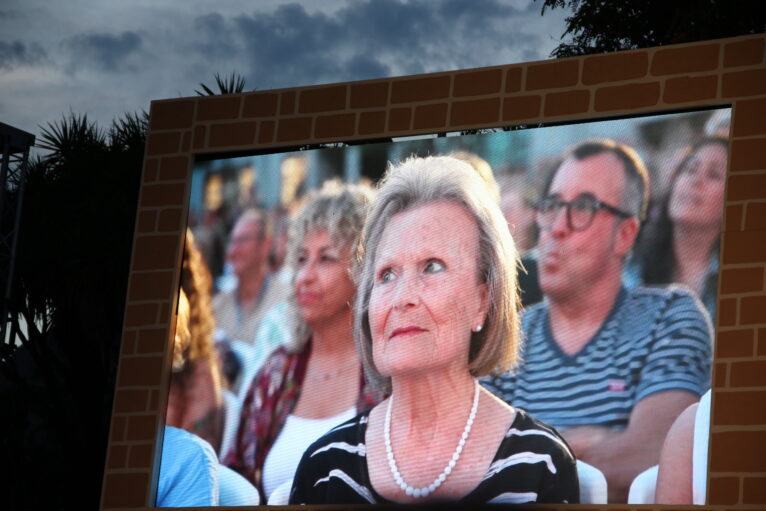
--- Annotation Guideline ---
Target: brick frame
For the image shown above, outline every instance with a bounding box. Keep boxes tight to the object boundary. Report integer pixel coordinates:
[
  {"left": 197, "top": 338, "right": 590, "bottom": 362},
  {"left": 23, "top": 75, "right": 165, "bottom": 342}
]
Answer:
[{"left": 102, "top": 34, "right": 766, "bottom": 510}]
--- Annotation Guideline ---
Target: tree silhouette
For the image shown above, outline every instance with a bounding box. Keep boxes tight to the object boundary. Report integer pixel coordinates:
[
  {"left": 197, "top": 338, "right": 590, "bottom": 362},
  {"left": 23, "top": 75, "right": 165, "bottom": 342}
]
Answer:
[
  {"left": 536, "top": 0, "right": 766, "bottom": 57},
  {"left": 195, "top": 71, "right": 251, "bottom": 96}
]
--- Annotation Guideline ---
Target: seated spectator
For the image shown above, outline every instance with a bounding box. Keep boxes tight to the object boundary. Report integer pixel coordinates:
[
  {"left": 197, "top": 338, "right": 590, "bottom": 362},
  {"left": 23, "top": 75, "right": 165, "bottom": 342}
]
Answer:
[
  {"left": 166, "top": 229, "right": 224, "bottom": 453},
  {"left": 483, "top": 139, "right": 712, "bottom": 502},
  {"left": 157, "top": 426, "right": 219, "bottom": 506},
  {"left": 224, "top": 180, "right": 384, "bottom": 500}
]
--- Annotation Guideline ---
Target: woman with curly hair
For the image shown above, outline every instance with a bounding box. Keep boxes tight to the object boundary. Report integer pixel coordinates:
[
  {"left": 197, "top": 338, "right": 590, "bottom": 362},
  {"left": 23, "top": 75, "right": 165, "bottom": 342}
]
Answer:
[{"left": 166, "top": 228, "right": 225, "bottom": 452}]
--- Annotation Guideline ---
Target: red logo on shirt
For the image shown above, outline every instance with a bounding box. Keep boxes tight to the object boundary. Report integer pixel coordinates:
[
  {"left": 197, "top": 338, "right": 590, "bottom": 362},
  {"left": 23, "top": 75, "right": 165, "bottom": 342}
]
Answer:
[{"left": 608, "top": 380, "right": 626, "bottom": 392}]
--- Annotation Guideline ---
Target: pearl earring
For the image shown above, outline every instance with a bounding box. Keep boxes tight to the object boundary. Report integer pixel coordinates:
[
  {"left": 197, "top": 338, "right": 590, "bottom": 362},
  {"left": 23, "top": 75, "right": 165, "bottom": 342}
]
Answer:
[{"left": 474, "top": 324, "right": 483, "bottom": 333}]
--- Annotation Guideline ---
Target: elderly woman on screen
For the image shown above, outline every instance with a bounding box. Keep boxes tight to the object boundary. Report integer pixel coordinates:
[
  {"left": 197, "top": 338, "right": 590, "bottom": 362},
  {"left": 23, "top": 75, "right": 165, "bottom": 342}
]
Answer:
[
  {"left": 289, "top": 156, "right": 579, "bottom": 505},
  {"left": 223, "top": 180, "right": 384, "bottom": 501}
]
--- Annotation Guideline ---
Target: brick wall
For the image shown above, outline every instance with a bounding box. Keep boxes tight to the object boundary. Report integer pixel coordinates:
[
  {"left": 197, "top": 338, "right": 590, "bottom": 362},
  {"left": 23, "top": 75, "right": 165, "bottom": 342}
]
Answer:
[{"left": 101, "top": 34, "right": 766, "bottom": 510}]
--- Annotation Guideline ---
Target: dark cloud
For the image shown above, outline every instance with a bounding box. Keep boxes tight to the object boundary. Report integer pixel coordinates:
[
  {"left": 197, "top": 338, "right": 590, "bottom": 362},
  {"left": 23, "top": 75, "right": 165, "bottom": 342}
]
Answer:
[
  {"left": 0, "top": 40, "right": 47, "bottom": 70},
  {"left": 64, "top": 31, "right": 143, "bottom": 72},
  {"left": 191, "top": 0, "right": 545, "bottom": 89}
]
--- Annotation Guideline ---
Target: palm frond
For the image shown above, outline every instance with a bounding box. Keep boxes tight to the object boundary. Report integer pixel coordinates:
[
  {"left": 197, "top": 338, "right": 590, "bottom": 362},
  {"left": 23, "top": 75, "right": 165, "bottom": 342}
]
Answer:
[{"left": 195, "top": 71, "right": 248, "bottom": 96}]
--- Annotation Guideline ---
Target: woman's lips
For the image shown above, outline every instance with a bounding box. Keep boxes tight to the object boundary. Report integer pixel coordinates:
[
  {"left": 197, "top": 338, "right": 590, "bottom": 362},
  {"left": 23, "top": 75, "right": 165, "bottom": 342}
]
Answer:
[
  {"left": 297, "top": 292, "right": 318, "bottom": 305},
  {"left": 390, "top": 326, "right": 426, "bottom": 339}
]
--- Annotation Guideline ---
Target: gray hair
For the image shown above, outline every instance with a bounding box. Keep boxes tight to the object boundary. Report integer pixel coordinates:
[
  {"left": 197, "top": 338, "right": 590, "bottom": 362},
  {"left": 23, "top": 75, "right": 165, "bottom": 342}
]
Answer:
[
  {"left": 284, "top": 179, "right": 376, "bottom": 353},
  {"left": 354, "top": 155, "right": 521, "bottom": 393}
]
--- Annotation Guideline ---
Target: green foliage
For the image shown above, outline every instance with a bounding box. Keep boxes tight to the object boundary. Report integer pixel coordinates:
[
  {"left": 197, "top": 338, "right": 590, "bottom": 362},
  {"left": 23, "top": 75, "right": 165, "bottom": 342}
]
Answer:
[
  {"left": 536, "top": 0, "right": 766, "bottom": 57},
  {"left": 195, "top": 71, "right": 249, "bottom": 95}
]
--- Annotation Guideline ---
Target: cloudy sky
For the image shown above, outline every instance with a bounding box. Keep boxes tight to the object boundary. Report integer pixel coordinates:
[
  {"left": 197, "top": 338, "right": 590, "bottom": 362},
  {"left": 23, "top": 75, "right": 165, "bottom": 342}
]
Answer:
[{"left": 1, "top": 0, "right": 570, "bottom": 137}]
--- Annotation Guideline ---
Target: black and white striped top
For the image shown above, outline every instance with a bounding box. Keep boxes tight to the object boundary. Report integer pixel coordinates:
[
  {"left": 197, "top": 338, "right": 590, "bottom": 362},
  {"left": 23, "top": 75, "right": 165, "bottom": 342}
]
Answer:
[
  {"left": 289, "top": 408, "right": 579, "bottom": 505},
  {"left": 483, "top": 286, "right": 713, "bottom": 430}
]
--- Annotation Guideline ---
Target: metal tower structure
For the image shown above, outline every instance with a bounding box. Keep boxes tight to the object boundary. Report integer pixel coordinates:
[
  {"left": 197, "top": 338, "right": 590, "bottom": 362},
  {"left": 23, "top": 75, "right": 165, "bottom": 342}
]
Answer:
[{"left": 0, "top": 122, "right": 35, "bottom": 352}]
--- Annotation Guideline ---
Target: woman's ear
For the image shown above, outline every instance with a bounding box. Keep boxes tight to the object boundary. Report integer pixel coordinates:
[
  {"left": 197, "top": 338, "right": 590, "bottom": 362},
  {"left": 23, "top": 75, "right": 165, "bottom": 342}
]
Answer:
[{"left": 475, "top": 282, "right": 489, "bottom": 329}]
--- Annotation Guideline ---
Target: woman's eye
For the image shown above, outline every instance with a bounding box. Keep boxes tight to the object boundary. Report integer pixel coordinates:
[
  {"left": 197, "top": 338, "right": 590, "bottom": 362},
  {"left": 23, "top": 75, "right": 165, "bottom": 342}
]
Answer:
[
  {"left": 424, "top": 260, "right": 445, "bottom": 273},
  {"left": 379, "top": 269, "right": 395, "bottom": 283}
]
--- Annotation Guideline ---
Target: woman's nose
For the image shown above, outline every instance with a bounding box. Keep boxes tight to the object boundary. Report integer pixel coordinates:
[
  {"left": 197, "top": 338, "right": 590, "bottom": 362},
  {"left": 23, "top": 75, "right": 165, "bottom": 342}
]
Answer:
[{"left": 392, "top": 272, "right": 419, "bottom": 310}]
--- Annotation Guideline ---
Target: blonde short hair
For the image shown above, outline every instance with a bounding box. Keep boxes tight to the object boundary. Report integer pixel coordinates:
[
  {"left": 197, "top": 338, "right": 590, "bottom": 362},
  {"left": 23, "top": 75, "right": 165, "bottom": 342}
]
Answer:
[
  {"left": 354, "top": 156, "right": 521, "bottom": 393},
  {"left": 284, "top": 179, "right": 376, "bottom": 352}
]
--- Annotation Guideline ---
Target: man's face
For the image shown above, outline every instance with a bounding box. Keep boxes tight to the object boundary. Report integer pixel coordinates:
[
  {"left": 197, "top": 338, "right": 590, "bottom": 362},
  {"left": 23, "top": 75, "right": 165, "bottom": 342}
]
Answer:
[
  {"left": 537, "top": 153, "right": 633, "bottom": 301},
  {"left": 226, "top": 218, "right": 268, "bottom": 278}
]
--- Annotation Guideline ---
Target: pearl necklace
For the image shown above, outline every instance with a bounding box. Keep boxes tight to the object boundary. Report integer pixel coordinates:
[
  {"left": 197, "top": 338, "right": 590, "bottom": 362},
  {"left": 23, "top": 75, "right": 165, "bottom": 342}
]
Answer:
[{"left": 384, "top": 379, "right": 480, "bottom": 499}]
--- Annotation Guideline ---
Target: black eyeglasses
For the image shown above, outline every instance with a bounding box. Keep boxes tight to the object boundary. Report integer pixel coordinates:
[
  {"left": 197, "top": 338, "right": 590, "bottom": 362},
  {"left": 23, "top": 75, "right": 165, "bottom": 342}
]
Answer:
[{"left": 534, "top": 193, "right": 633, "bottom": 231}]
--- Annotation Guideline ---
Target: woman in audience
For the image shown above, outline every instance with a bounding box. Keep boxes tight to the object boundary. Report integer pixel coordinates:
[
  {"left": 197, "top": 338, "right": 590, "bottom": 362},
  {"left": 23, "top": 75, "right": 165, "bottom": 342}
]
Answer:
[
  {"left": 166, "top": 229, "right": 225, "bottom": 452},
  {"left": 639, "top": 136, "right": 728, "bottom": 323},
  {"left": 290, "top": 156, "right": 578, "bottom": 505},
  {"left": 224, "top": 180, "right": 384, "bottom": 501}
]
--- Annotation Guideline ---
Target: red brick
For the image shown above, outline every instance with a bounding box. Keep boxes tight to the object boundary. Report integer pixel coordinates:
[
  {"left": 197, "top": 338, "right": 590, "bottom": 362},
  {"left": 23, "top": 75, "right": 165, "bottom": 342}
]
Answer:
[
  {"left": 709, "top": 476, "right": 741, "bottom": 505},
  {"left": 196, "top": 95, "right": 241, "bottom": 121},
  {"left": 715, "top": 390, "right": 766, "bottom": 425},
  {"left": 125, "top": 415, "right": 157, "bottom": 441},
  {"left": 128, "top": 271, "right": 174, "bottom": 301},
  {"left": 258, "top": 120, "right": 275, "bottom": 144},
  {"left": 505, "top": 67, "right": 522, "bottom": 93},
  {"left": 594, "top": 82, "right": 660, "bottom": 112},
  {"left": 243, "top": 92, "right": 278, "bottom": 117},
  {"left": 102, "top": 472, "right": 148, "bottom": 508},
  {"left": 388, "top": 108, "right": 411, "bottom": 131},
  {"left": 583, "top": 52, "right": 649, "bottom": 85},
  {"left": 526, "top": 60, "right": 579, "bottom": 90},
  {"left": 139, "top": 183, "right": 185, "bottom": 208},
  {"left": 180, "top": 131, "right": 190, "bottom": 153},
  {"left": 391, "top": 76, "right": 451, "bottom": 103},
  {"left": 142, "top": 158, "right": 158, "bottom": 183},
  {"left": 454, "top": 69, "right": 502, "bottom": 97},
  {"left": 733, "top": 98, "right": 766, "bottom": 137},
  {"left": 716, "top": 329, "right": 755, "bottom": 358},
  {"left": 718, "top": 298, "right": 737, "bottom": 327},
  {"left": 113, "top": 389, "right": 149, "bottom": 413},
  {"left": 150, "top": 100, "right": 194, "bottom": 130},
  {"left": 723, "top": 231, "right": 766, "bottom": 265},
  {"left": 358, "top": 110, "right": 386, "bottom": 135},
  {"left": 725, "top": 204, "right": 743, "bottom": 232},
  {"left": 663, "top": 75, "right": 718, "bottom": 103},
  {"left": 730, "top": 138, "right": 766, "bottom": 173},
  {"left": 723, "top": 69, "right": 766, "bottom": 98},
  {"left": 106, "top": 445, "right": 128, "bottom": 469},
  {"left": 124, "top": 303, "right": 158, "bottom": 328},
  {"left": 136, "top": 210, "right": 156, "bottom": 233},
  {"left": 279, "top": 91, "right": 296, "bottom": 115},
  {"left": 724, "top": 38, "right": 765, "bottom": 68},
  {"left": 759, "top": 328, "right": 766, "bottom": 356},
  {"left": 730, "top": 360, "right": 766, "bottom": 386},
  {"left": 158, "top": 156, "right": 189, "bottom": 181},
  {"left": 450, "top": 98, "right": 500, "bottom": 126},
  {"left": 110, "top": 416, "right": 127, "bottom": 442},
  {"left": 544, "top": 90, "right": 589, "bottom": 117},
  {"left": 118, "top": 356, "right": 164, "bottom": 387},
  {"left": 314, "top": 113, "right": 355, "bottom": 139},
  {"left": 413, "top": 103, "right": 447, "bottom": 130},
  {"left": 146, "top": 132, "right": 180, "bottom": 156},
  {"left": 503, "top": 95, "right": 541, "bottom": 122},
  {"left": 711, "top": 430, "right": 766, "bottom": 471},
  {"left": 192, "top": 125, "right": 206, "bottom": 150},
  {"left": 727, "top": 173, "right": 766, "bottom": 201},
  {"left": 744, "top": 202, "right": 766, "bottom": 231},
  {"left": 720, "top": 267, "right": 764, "bottom": 294},
  {"left": 208, "top": 121, "right": 257, "bottom": 148},
  {"left": 714, "top": 361, "right": 727, "bottom": 388},
  {"left": 741, "top": 296, "right": 766, "bottom": 325},
  {"left": 136, "top": 327, "right": 169, "bottom": 355},
  {"left": 158, "top": 302, "right": 170, "bottom": 325},
  {"left": 743, "top": 476, "right": 766, "bottom": 504},
  {"left": 651, "top": 43, "right": 719, "bottom": 75},
  {"left": 350, "top": 82, "right": 389, "bottom": 109},
  {"left": 127, "top": 444, "right": 153, "bottom": 468},
  {"left": 149, "top": 389, "right": 160, "bottom": 411},
  {"left": 276, "top": 117, "right": 312, "bottom": 142},
  {"left": 132, "top": 235, "right": 179, "bottom": 271},
  {"left": 299, "top": 85, "right": 347, "bottom": 113},
  {"left": 121, "top": 330, "right": 136, "bottom": 356},
  {"left": 157, "top": 208, "right": 183, "bottom": 232}
]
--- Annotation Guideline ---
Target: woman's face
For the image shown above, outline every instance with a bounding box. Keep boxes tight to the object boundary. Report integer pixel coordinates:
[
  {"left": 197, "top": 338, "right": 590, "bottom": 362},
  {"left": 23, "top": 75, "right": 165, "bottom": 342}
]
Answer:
[
  {"left": 368, "top": 201, "right": 488, "bottom": 379},
  {"left": 668, "top": 143, "right": 727, "bottom": 229},
  {"left": 294, "top": 230, "right": 355, "bottom": 327}
]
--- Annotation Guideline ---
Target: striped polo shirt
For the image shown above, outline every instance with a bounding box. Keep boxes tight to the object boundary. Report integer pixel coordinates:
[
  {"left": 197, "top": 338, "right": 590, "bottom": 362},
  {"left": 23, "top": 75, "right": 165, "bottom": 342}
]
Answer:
[{"left": 482, "top": 286, "right": 713, "bottom": 430}]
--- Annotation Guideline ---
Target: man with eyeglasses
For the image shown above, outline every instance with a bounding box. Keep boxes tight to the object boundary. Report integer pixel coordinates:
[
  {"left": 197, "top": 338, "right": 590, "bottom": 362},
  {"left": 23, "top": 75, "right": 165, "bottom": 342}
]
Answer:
[{"left": 483, "top": 139, "right": 712, "bottom": 503}]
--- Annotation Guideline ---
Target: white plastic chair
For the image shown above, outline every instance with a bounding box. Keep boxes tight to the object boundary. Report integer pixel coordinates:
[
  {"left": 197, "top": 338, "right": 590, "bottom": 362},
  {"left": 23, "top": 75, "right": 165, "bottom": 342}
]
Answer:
[
  {"left": 218, "top": 389, "right": 240, "bottom": 460},
  {"left": 576, "top": 459, "right": 608, "bottom": 504},
  {"left": 267, "top": 479, "right": 293, "bottom": 505},
  {"left": 628, "top": 465, "right": 659, "bottom": 504},
  {"left": 218, "top": 464, "right": 260, "bottom": 505},
  {"left": 692, "top": 390, "right": 711, "bottom": 505}
]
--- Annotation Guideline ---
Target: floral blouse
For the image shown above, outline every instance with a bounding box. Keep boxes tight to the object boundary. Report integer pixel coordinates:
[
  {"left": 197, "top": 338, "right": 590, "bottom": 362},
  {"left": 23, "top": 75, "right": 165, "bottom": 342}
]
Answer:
[{"left": 223, "top": 339, "right": 383, "bottom": 494}]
